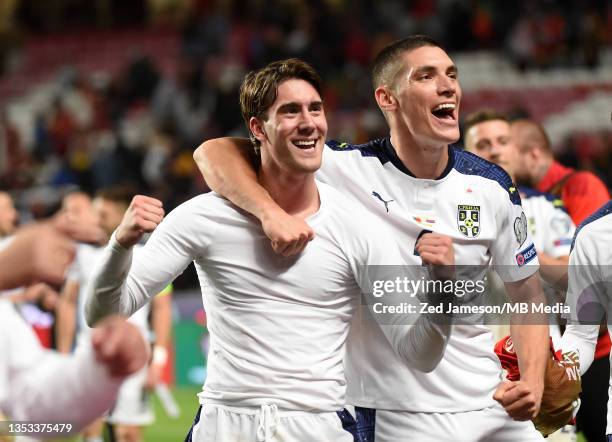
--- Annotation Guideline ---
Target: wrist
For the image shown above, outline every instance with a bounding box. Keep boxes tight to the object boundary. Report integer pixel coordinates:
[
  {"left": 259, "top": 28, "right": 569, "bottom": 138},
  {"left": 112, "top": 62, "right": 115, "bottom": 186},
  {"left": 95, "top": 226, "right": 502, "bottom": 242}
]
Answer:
[
  {"left": 114, "top": 228, "right": 136, "bottom": 249},
  {"left": 522, "top": 376, "right": 544, "bottom": 393},
  {"left": 258, "top": 201, "right": 283, "bottom": 223},
  {"left": 153, "top": 345, "right": 168, "bottom": 365}
]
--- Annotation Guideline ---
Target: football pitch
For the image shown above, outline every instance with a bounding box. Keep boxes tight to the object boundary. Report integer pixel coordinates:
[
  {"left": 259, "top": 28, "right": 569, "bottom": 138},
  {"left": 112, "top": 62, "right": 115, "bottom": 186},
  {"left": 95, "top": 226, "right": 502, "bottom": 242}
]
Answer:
[{"left": 143, "top": 386, "right": 201, "bottom": 442}]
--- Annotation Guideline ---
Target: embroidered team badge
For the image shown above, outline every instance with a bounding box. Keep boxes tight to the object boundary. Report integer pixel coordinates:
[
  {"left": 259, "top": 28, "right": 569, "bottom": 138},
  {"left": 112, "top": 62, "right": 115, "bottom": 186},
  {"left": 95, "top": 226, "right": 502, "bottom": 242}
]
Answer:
[{"left": 457, "top": 205, "right": 480, "bottom": 238}]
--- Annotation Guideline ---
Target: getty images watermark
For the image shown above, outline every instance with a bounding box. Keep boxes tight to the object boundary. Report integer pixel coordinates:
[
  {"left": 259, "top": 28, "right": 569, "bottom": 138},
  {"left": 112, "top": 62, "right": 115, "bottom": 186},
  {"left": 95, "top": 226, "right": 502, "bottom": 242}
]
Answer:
[{"left": 357, "top": 265, "right": 594, "bottom": 326}]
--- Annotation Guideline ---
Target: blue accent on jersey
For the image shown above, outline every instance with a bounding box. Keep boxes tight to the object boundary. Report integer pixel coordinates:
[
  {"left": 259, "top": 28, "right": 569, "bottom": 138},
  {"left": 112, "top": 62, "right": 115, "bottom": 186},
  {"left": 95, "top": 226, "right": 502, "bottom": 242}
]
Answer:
[
  {"left": 327, "top": 137, "right": 457, "bottom": 180},
  {"left": 327, "top": 138, "right": 520, "bottom": 206},
  {"left": 519, "top": 186, "right": 569, "bottom": 213},
  {"left": 327, "top": 138, "right": 391, "bottom": 165},
  {"left": 453, "top": 147, "right": 522, "bottom": 205},
  {"left": 571, "top": 200, "right": 612, "bottom": 251}
]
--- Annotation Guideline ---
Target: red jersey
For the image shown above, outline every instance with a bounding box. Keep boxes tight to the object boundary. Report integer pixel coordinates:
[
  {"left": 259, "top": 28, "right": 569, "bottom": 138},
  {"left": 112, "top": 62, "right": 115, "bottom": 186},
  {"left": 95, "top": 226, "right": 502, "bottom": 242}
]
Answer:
[{"left": 537, "top": 161, "right": 610, "bottom": 225}]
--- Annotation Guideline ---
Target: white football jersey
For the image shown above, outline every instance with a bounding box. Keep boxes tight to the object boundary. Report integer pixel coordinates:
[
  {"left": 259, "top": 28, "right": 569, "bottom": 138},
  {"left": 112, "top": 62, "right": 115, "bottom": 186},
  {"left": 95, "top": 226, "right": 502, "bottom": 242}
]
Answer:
[
  {"left": 519, "top": 187, "right": 575, "bottom": 258},
  {"left": 85, "top": 182, "right": 433, "bottom": 412},
  {"left": 562, "top": 201, "right": 612, "bottom": 434},
  {"left": 318, "top": 138, "right": 539, "bottom": 412}
]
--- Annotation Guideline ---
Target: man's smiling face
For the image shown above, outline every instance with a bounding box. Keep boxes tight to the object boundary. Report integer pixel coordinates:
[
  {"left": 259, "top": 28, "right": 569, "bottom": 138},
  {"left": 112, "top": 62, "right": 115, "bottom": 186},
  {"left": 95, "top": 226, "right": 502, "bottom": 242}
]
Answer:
[
  {"left": 255, "top": 78, "right": 327, "bottom": 175},
  {"left": 392, "top": 46, "right": 462, "bottom": 147}
]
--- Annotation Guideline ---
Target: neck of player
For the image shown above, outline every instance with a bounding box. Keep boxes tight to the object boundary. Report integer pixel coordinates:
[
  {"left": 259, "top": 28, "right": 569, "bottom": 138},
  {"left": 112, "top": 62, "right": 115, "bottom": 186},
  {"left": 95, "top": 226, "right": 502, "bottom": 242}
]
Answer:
[
  {"left": 391, "top": 128, "right": 449, "bottom": 179},
  {"left": 258, "top": 165, "right": 320, "bottom": 219}
]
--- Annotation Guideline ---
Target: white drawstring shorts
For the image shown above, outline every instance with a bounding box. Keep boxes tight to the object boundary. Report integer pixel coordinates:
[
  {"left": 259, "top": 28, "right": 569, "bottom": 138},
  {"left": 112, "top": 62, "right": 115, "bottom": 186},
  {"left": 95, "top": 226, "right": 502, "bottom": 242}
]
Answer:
[{"left": 185, "top": 403, "right": 357, "bottom": 442}]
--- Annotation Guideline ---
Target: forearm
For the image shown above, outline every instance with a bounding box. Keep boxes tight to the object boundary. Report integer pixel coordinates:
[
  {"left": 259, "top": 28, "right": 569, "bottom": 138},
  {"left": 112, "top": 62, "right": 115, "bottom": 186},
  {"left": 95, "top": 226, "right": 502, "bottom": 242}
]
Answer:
[
  {"left": 537, "top": 253, "right": 568, "bottom": 291},
  {"left": 560, "top": 323, "right": 599, "bottom": 375},
  {"left": 506, "top": 274, "right": 548, "bottom": 386},
  {"left": 510, "top": 322, "right": 548, "bottom": 384},
  {"left": 382, "top": 315, "right": 451, "bottom": 372},
  {"left": 85, "top": 233, "right": 137, "bottom": 326},
  {"left": 194, "top": 138, "right": 277, "bottom": 220}
]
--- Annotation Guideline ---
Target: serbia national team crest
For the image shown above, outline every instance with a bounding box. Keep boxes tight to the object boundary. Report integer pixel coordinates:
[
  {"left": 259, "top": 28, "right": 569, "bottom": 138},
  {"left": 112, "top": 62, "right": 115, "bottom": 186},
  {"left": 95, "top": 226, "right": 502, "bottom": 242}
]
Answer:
[{"left": 457, "top": 205, "right": 480, "bottom": 238}]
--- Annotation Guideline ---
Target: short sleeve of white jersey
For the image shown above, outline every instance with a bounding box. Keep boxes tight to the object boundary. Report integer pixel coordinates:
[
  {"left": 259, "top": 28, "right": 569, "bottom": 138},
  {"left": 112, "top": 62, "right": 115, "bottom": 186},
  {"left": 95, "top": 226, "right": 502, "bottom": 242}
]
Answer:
[
  {"left": 490, "top": 192, "right": 539, "bottom": 283},
  {"left": 542, "top": 202, "right": 575, "bottom": 258}
]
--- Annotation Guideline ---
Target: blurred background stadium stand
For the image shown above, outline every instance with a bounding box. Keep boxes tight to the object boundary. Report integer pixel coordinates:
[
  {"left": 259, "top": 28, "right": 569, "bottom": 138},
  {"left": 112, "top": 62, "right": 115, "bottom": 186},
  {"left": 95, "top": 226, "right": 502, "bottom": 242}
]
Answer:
[{"left": 0, "top": 0, "right": 610, "bottom": 435}]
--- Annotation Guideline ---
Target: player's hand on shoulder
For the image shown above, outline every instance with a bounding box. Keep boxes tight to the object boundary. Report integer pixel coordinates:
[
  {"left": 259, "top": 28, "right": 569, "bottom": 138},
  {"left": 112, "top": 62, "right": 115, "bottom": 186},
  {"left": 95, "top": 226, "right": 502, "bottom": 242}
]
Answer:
[
  {"left": 90, "top": 315, "right": 149, "bottom": 378},
  {"left": 115, "top": 195, "right": 165, "bottom": 248},
  {"left": 261, "top": 206, "right": 314, "bottom": 256},
  {"left": 493, "top": 379, "right": 542, "bottom": 421}
]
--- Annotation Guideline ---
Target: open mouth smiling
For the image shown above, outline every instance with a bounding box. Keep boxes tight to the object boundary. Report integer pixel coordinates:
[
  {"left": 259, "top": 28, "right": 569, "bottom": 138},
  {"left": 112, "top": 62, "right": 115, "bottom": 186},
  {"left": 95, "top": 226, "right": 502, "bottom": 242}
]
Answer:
[
  {"left": 292, "top": 139, "right": 318, "bottom": 150},
  {"left": 431, "top": 103, "right": 457, "bottom": 121}
]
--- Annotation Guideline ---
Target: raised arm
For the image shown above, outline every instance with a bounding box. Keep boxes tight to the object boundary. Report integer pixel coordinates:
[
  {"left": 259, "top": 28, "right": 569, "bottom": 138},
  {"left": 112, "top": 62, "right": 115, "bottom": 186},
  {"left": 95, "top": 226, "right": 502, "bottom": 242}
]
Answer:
[{"left": 193, "top": 137, "right": 313, "bottom": 255}]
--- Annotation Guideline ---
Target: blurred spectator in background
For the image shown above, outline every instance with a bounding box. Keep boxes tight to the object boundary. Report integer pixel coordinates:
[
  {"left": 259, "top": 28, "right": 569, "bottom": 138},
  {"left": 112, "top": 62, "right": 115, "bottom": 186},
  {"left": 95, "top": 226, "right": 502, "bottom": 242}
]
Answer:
[{"left": 511, "top": 119, "right": 610, "bottom": 225}]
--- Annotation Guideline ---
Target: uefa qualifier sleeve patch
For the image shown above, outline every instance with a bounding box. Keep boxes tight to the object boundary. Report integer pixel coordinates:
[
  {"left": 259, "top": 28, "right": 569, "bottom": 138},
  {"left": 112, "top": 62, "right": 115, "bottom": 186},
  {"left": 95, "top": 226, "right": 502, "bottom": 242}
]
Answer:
[{"left": 515, "top": 243, "right": 537, "bottom": 266}]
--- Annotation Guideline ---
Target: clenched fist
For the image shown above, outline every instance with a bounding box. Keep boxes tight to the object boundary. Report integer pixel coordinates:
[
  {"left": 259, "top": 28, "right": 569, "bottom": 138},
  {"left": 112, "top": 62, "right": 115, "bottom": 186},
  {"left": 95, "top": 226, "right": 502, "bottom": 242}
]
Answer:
[
  {"left": 415, "top": 233, "right": 455, "bottom": 281},
  {"left": 494, "top": 379, "right": 542, "bottom": 421},
  {"left": 115, "top": 195, "right": 165, "bottom": 248}
]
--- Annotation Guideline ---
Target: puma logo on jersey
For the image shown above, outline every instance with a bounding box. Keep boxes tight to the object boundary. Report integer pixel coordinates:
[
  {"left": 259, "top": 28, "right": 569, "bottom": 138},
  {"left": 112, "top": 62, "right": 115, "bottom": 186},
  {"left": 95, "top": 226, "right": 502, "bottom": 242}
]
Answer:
[{"left": 372, "top": 191, "right": 394, "bottom": 213}]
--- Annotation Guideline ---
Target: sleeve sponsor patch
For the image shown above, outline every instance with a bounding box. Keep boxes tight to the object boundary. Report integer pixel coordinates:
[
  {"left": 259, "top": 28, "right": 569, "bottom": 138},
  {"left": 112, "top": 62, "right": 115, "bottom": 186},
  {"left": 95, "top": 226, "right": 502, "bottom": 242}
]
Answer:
[{"left": 515, "top": 243, "right": 537, "bottom": 266}]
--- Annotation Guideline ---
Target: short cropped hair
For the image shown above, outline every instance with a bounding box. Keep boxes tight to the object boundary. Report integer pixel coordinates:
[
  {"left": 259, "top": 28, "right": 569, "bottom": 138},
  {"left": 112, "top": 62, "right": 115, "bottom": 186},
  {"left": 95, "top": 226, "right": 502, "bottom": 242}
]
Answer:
[
  {"left": 372, "top": 35, "right": 443, "bottom": 90},
  {"left": 239, "top": 58, "right": 323, "bottom": 154},
  {"left": 463, "top": 109, "right": 509, "bottom": 135},
  {"left": 95, "top": 185, "right": 137, "bottom": 207}
]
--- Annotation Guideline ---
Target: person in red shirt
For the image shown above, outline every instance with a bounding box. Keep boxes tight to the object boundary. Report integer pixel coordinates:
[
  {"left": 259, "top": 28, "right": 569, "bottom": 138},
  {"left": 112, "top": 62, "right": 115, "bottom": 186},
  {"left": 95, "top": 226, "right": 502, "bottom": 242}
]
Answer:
[
  {"left": 511, "top": 118, "right": 611, "bottom": 442},
  {"left": 510, "top": 119, "right": 610, "bottom": 225}
]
